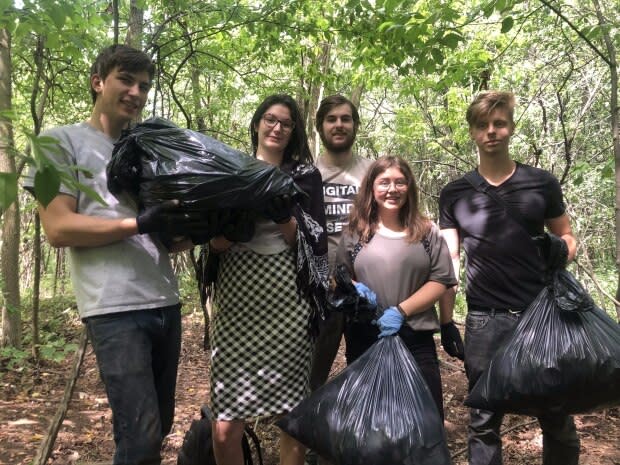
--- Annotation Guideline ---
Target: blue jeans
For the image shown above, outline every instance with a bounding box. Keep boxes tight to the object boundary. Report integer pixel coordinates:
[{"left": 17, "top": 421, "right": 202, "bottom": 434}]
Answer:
[
  {"left": 85, "top": 304, "right": 182, "bottom": 465},
  {"left": 465, "top": 307, "right": 580, "bottom": 465}
]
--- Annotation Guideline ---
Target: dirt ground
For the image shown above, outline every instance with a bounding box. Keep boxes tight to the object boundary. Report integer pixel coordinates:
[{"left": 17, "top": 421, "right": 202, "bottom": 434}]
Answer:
[{"left": 1, "top": 312, "right": 618, "bottom": 465}]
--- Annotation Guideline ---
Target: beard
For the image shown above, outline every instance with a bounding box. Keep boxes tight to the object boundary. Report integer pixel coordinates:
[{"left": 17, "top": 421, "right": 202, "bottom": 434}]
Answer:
[{"left": 320, "top": 130, "right": 356, "bottom": 153}]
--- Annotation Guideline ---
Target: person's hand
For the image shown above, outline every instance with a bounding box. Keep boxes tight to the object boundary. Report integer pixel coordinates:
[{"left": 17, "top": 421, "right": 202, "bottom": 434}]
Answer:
[
  {"left": 263, "top": 194, "right": 293, "bottom": 224},
  {"left": 209, "top": 235, "right": 233, "bottom": 254},
  {"left": 440, "top": 321, "right": 464, "bottom": 360},
  {"left": 188, "top": 210, "right": 221, "bottom": 245},
  {"left": 373, "top": 307, "right": 404, "bottom": 338},
  {"left": 536, "top": 232, "right": 568, "bottom": 271},
  {"left": 136, "top": 200, "right": 181, "bottom": 234},
  {"left": 354, "top": 282, "right": 377, "bottom": 306},
  {"left": 222, "top": 210, "right": 256, "bottom": 243}
]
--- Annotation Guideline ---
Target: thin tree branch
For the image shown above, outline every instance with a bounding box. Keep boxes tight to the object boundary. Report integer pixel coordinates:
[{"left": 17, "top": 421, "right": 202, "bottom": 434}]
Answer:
[
  {"left": 538, "top": 0, "right": 611, "bottom": 67},
  {"left": 574, "top": 259, "right": 620, "bottom": 309}
]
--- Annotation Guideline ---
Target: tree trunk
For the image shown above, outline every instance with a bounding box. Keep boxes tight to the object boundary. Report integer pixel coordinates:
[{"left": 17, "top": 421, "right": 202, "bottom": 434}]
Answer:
[
  {"left": 32, "top": 213, "right": 41, "bottom": 359},
  {"left": 592, "top": 0, "right": 620, "bottom": 321},
  {"left": 125, "top": 0, "right": 144, "bottom": 49},
  {"left": 307, "top": 42, "right": 331, "bottom": 156},
  {"left": 0, "top": 27, "right": 21, "bottom": 348}
]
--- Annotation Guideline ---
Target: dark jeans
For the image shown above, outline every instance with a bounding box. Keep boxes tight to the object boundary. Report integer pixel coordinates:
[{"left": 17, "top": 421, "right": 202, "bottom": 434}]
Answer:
[
  {"left": 345, "top": 321, "right": 444, "bottom": 420},
  {"left": 465, "top": 307, "right": 580, "bottom": 465},
  {"left": 85, "top": 304, "right": 182, "bottom": 465}
]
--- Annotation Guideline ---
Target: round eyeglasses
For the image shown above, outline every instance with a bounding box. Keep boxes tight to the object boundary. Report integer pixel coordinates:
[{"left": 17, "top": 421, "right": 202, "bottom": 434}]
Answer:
[
  {"left": 262, "top": 113, "right": 295, "bottom": 133},
  {"left": 374, "top": 180, "right": 408, "bottom": 192}
]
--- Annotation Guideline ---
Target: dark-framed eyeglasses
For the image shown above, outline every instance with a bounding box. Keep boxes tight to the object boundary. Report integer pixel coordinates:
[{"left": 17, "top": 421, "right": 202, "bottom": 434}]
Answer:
[{"left": 262, "top": 113, "right": 295, "bottom": 133}]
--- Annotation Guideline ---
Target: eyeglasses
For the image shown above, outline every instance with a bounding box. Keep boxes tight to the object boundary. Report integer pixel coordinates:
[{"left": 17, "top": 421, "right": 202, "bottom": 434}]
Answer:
[
  {"left": 374, "top": 179, "right": 408, "bottom": 192},
  {"left": 262, "top": 114, "right": 295, "bottom": 133}
]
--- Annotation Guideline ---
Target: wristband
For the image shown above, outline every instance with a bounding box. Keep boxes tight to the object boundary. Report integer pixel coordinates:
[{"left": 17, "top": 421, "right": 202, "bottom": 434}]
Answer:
[{"left": 396, "top": 304, "right": 407, "bottom": 318}]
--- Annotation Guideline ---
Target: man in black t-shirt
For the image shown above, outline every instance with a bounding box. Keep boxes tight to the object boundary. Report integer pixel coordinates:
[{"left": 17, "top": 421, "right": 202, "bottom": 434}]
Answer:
[{"left": 438, "top": 91, "right": 580, "bottom": 465}]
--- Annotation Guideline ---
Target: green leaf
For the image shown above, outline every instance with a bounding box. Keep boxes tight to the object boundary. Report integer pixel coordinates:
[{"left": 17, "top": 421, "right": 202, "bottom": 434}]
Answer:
[
  {"left": 34, "top": 164, "right": 61, "bottom": 208},
  {"left": 378, "top": 21, "right": 395, "bottom": 32},
  {"left": 601, "top": 164, "right": 613, "bottom": 179},
  {"left": 482, "top": 1, "right": 495, "bottom": 18},
  {"left": 48, "top": 5, "right": 67, "bottom": 30},
  {"left": 430, "top": 48, "right": 444, "bottom": 65},
  {"left": 29, "top": 134, "right": 63, "bottom": 170},
  {"left": 573, "top": 174, "right": 584, "bottom": 186},
  {"left": 0, "top": 172, "right": 18, "bottom": 211},
  {"left": 441, "top": 32, "right": 463, "bottom": 49},
  {"left": 501, "top": 16, "right": 514, "bottom": 33},
  {"left": 70, "top": 179, "right": 107, "bottom": 206},
  {"left": 0, "top": 0, "right": 12, "bottom": 12}
]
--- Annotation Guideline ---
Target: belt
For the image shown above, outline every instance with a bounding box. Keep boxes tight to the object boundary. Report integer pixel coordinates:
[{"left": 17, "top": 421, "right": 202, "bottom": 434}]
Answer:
[{"left": 468, "top": 304, "right": 524, "bottom": 315}]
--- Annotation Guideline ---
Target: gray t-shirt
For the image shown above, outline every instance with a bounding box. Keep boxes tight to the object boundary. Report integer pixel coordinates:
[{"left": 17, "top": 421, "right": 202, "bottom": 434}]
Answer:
[
  {"left": 316, "top": 155, "right": 373, "bottom": 272},
  {"left": 23, "top": 122, "right": 179, "bottom": 318},
  {"left": 337, "top": 224, "right": 457, "bottom": 331}
]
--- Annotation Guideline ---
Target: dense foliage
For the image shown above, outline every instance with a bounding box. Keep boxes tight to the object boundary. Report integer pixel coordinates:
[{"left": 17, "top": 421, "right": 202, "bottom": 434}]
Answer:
[{"left": 0, "top": 0, "right": 618, "bottom": 350}]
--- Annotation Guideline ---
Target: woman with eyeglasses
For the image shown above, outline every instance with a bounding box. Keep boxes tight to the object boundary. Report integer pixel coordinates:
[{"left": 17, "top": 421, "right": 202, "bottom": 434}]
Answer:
[
  {"left": 208, "top": 94, "right": 328, "bottom": 465},
  {"left": 335, "top": 155, "right": 459, "bottom": 421}
]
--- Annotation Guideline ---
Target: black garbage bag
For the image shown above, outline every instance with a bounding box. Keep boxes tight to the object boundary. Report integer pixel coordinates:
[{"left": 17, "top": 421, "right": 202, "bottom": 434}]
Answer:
[
  {"left": 107, "top": 117, "right": 305, "bottom": 213},
  {"left": 466, "top": 269, "right": 620, "bottom": 416},
  {"left": 277, "top": 336, "right": 452, "bottom": 465},
  {"left": 326, "top": 265, "right": 378, "bottom": 323},
  {"left": 177, "top": 405, "right": 263, "bottom": 465}
]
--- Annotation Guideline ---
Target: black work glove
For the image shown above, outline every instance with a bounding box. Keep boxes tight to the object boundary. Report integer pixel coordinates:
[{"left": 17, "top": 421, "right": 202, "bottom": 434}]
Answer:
[
  {"left": 222, "top": 210, "right": 257, "bottom": 243},
  {"left": 188, "top": 210, "right": 221, "bottom": 245},
  {"left": 536, "top": 232, "right": 568, "bottom": 271},
  {"left": 441, "top": 321, "right": 464, "bottom": 360},
  {"left": 263, "top": 194, "right": 293, "bottom": 224},
  {"left": 136, "top": 200, "right": 182, "bottom": 234}
]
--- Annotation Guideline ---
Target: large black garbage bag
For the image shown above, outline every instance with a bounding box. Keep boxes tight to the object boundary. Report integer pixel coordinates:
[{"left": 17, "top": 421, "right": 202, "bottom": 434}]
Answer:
[
  {"left": 277, "top": 336, "right": 452, "bottom": 465},
  {"left": 466, "top": 269, "right": 620, "bottom": 416},
  {"left": 107, "top": 117, "right": 305, "bottom": 212},
  {"left": 326, "top": 264, "right": 377, "bottom": 323}
]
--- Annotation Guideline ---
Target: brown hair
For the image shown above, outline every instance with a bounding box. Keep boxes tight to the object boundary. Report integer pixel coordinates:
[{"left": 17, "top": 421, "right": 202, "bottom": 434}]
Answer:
[
  {"left": 315, "top": 94, "right": 360, "bottom": 133},
  {"left": 466, "top": 91, "right": 516, "bottom": 127},
  {"left": 90, "top": 45, "right": 155, "bottom": 103},
  {"left": 348, "top": 155, "right": 430, "bottom": 243}
]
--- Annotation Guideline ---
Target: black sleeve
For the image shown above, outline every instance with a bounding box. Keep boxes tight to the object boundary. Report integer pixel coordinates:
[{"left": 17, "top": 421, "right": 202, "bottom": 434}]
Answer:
[
  {"left": 544, "top": 173, "right": 566, "bottom": 219},
  {"left": 438, "top": 183, "right": 458, "bottom": 230}
]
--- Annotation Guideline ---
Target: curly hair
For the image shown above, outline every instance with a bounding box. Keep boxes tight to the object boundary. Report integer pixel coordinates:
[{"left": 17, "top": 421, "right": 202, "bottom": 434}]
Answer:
[{"left": 348, "top": 155, "right": 430, "bottom": 243}]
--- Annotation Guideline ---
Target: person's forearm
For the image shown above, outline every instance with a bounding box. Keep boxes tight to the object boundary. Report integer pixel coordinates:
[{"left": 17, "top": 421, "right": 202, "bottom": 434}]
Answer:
[
  {"left": 39, "top": 206, "right": 138, "bottom": 248},
  {"left": 438, "top": 286, "right": 457, "bottom": 324},
  {"left": 398, "top": 281, "right": 448, "bottom": 317},
  {"left": 561, "top": 233, "right": 577, "bottom": 262},
  {"left": 278, "top": 217, "right": 298, "bottom": 246}
]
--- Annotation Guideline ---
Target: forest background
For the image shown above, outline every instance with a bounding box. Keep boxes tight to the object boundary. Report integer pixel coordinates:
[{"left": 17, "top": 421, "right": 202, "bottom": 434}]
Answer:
[{"left": 0, "top": 0, "right": 618, "bottom": 430}]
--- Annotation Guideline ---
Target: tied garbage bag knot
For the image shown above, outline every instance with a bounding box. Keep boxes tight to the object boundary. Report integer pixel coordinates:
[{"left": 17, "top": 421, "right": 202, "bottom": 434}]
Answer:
[{"left": 326, "top": 265, "right": 378, "bottom": 324}]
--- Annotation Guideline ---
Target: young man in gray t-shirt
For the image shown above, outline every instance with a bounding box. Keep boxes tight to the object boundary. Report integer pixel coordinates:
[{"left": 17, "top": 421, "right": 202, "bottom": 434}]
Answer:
[
  {"left": 309, "top": 95, "right": 373, "bottom": 389},
  {"left": 24, "top": 45, "right": 202, "bottom": 464}
]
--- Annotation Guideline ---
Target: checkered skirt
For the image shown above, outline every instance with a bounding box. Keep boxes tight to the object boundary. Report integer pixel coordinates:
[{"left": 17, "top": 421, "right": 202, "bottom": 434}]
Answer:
[{"left": 209, "top": 247, "right": 313, "bottom": 420}]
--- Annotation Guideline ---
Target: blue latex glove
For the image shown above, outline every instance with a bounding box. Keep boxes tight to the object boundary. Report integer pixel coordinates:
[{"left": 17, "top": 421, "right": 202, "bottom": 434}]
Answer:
[
  {"left": 354, "top": 282, "right": 377, "bottom": 306},
  {"left": 374, "top": 306, "right": 404, "bottom": 338}
]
